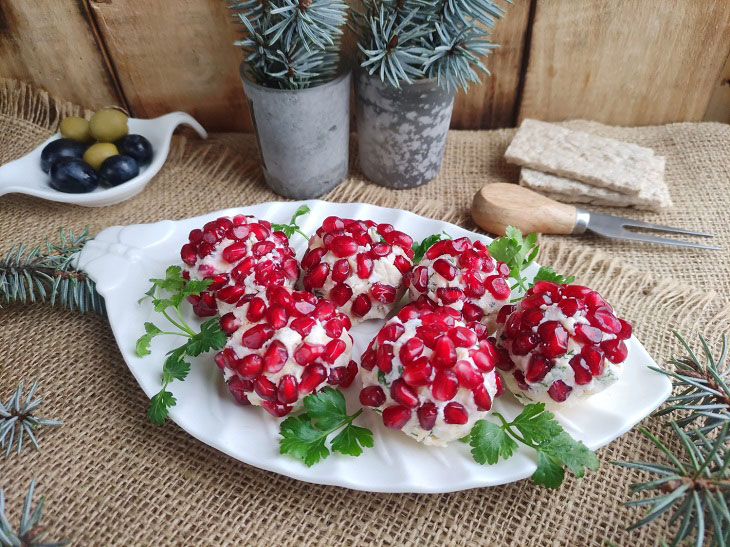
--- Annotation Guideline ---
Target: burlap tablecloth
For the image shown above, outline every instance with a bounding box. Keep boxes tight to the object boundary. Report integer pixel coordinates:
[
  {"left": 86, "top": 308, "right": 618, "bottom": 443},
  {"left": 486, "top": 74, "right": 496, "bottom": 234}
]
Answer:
[{"left": 1, "top": 78, "right": 729, "bottom": 545}]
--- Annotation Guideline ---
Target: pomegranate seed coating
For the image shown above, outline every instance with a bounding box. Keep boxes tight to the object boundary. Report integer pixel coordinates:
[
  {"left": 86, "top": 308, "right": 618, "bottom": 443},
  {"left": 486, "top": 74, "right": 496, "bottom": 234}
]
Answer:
[
  {"left": 218, "top": 286, "right": 356, "bottom": 415},
  {"left": 302, "top": 217, "right": 414, "bottom": 323},
  {"left": 406, "top": 236, "right": 511, "bottom": 329},
  {"left": 180, "top": 214, "right": 299, "bottom": 317},
  {"left": 359, "top": 303, "right": 502, "bottom": 446},
  {"left": 494, "top": 282, "right": 631, "bottom": 407}
]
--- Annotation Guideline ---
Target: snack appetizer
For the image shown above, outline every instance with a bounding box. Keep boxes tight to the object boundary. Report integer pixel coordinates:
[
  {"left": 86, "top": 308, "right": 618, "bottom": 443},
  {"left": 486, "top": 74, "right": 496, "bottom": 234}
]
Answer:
[
  {"left": 405, "top": 236, "right": 511, "bottom": 329},
  {"left": 494, "top": 281, "right": 631, "bottom": 406},
  {"left": 180, "top": 215, "right": 300, "bottom": 317},
  {"left": 301, "top": 216, "right": 414, "bottom": 322},
  {"left": 215, "top": 285, "right": 357, "bottom": 417},
  {"left": 359, "top": 301, "right": 504, "bottom": 446}
]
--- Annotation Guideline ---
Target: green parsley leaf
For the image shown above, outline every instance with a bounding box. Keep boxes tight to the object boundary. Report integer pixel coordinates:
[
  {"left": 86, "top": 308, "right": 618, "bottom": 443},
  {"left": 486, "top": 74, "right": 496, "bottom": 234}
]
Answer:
[
  {"left": 469, "top": 419, "right": 518, "bottom": 465},
  {"left": 488, "top": 226, "right": 539, "bottom": 291},
  {"left": 532, "top": 266, "right": 575, "bottom": 286},
  {"left": 271, "top": 205, "right": 311, "bottom": 239},
  {"left": 147, "top": 390, "right": 176, "bottom": 425},
  {"left": 330, "top": 424, "right": 374, "bottom": 457},
  {"left": 538, "top": 432, "right": 599, "bottom": 478},
  {"left": 185, "top": 318, "right": 226, "bottom": 356},
  {"left": 135, "top": 322, "right": 163, "bottom": 357},
  {"left": 532, "top": 451, "right": 565, "bottom": 489},
  {"left": 148, "top": 266, "right": 186, "bottom": 293},
  {"left": 511, "top": 403, "right": 563, "bottom": 445},
  {"left": 411, "top": 231, "right": 452, "bottom": 263},
  {"left": 304, "top": 387, "right": 348, "bottom": 430},
  {"left": 162, "top": 349, "right": 191, "bottom": 383},
  {"left": 279, "top": 414, "right": 331, "bottom": 466}
]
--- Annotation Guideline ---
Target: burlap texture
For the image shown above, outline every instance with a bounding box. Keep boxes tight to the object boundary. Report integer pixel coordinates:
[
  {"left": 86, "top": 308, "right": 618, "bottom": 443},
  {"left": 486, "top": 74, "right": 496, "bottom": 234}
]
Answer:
[{"left": 1, "top": 78, "right": 729, "bottom": 545}]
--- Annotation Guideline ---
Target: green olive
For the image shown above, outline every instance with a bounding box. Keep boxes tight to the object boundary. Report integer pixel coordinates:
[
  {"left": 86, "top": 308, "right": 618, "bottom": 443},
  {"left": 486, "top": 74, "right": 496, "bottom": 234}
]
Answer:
[
  {"left": 83, "top": 142, "right": 119, "bottom": 170},
  {"left": 89, "top": 109, "right": 129, "bottom": 142},
  {"left": 59, "top": 117, "right": 91, "bottom": 142}
]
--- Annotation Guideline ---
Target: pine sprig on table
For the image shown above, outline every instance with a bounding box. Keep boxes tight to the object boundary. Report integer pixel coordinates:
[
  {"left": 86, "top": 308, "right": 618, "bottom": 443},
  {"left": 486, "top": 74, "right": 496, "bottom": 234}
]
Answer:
[
  {"left": 652, "top": 332, "right": 730, "bottom": 436},
  {"left": 0, "top": 480, "right": 68, "bottom": 546},
  {"left": 0, "top": 227, "right": 104, "bottom": 315},
  {"left": 0, "top": 381, "right": 62, "bottom": 459}
]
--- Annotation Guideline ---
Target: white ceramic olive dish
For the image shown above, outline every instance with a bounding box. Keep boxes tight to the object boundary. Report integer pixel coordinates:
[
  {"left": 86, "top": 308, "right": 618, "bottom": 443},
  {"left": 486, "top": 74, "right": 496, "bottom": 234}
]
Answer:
[{"left": 0, "top": 112, "right": 207, "bottom": 207}]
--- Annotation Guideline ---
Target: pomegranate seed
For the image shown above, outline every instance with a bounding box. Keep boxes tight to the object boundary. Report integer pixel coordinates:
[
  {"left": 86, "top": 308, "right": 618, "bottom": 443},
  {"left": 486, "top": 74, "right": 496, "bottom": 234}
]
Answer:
[
  {"left": 268, "top": 286, "right": 294, "bottom": 309},
  {"left": 470, "top": 321, "right": 489, "bottom": 340},
  {"left": 464, "top": 271, "right": 486, "bottom": 297},
  {"left": 370, "top": 283, "right": 397, "bottom": 303},
  {"left": 231, "top": 257, "right": 256, "bottom": 282},
  {"left": 220, "top": 313, "right": 240, "bottom": 335},
  {"left": 254, "top": 261, "right": 275, "bottom": 285},
  {"left": 277, "top": 375, "right": 298, "bottom": 404},
  {"left": 360, "top": 348, "right": 377, "bottom": 371},
  {"left": 197, "top": 264, "right": 215, "bottom": 278},
  {"left": 448, "top": 326, "right": 477, "bottom": 348},
  {"left": 382, "top": 405, "right": 412, "bottom": 429},
  {"left": 617, "top": 319, "right": 633, "bottom": 340},
  {"left": 531, "top": 281, "right": 560, "bottom": 300},
  {"left": 471, "top": 349, "right": 495, "bottom": 372},
  {"left": 216, "top": 284, "right": 244, "bottom": 304},
  {"left": 342, "top": 360, "right": 358, "bottom": 388},
  {"left": 581, "top": 345, "right": 604, "bottom": 375},
  {"left": 394, "top": 255, "right": 412, "bottom": 274},
  {"left": 196, "top": 242, "right": 214, "bottom": 258},
  {"left": 397, "top": 305, "right": 420, "bottom": 322},
  {"left": 497, "top": 304, "right": 515, "bottom": 324},
  {"left": 378, "top": 323, "right": 405, "bottom": 344},
  {"left": 443, "top": 402, "right": 468, "bottom": 424},
  {"left": 569, "top": 355, "right": 593, "bottom": 385},
  {"left": 436, "top": 287, "right": 465, "bottom": 305},
  {"left": 370, "top": 242, "right": 391, "bottom": 257},
  {"left": 303, "top": 262, "right": 330, "bottom": 290},
  {"left": 402, "top": 358, "right": 432, "bottom": 386},
  {"left": 417, "top": 402, "right": 438, "bottom": 430},
  {"left": 601, "top": 339, "right": 629, "bottom": 363},
  {"left": 298, "top": 364, "right": 327, "bottom": 394},
  {"left": 360, "top": 385, "right": 386, "bottom": 407},
  {"left": 433, "top": 259, "right": 457, "bottom": 281},
  {"left": 214, "top": 350, "right": 228, "bottom": 370},
  {"left": 227, "top": 377, "right": 252, "bottom": 405},
  {"left": 180, "top": 244, "right": 197, "bottom": 265},
  {"left": 356, "top": 253, "right": 374, "bottom": 279},
  {"left": 585, "top": 291, "right": 609, "bottom": 310},
  {"left": 454, "top": 360, "right": 482, "bottom": 389},
  {"left": 352, "top": 294, "right": 372, "bottom": 317},
  {"left": 485, "top": 276, "right": 510, "bottom": 300},
  {"left": 192, "top": 292, "right": 217, "bottom": 317},
  {"left": 376, "top": 343, "right": 394, "bottom": 372},
  {"left": 537, "top": 321, "right": 568, "bottom": 358},
  {"left": 512, "top": 333, "right": 538, "bottom": 355},
  {"left": 522, "top": 309, "right": 544, "bottom": 327},
  {"left": 302, "top": 247, "right": 326, "bottom": 270},
  {"left": 231, "top": 225, "right": 250, "bottom": 240},
  {"left": 376, "top": 223, "right": 394, "bottom": 236},
  {"left": 399, "top": 337, "right": 424, "bottom": 364},
  {"left": 525, "top": 354, "right": 551, "bottom": 383},
  {"left": 323, "top": 317, "right": 344, "bottom": 338},
  {"left": 249, "top": 223, "right": 270, "bottom": 240},
  {"left": 473, "top": 384, "right": 492, "bottom": 410},
  {"left": 241, "top": 324, "right": 274, "bottom": 349},
  {"left": 562, "top": 285, "right": 592, "bottom": 299},
  {"left": 558, "top": 298, "right": 584, "bottom": 316},
  {"left": 547, "top": 380, "right": 572, "bottom": 402},
  {"left": 588, "top": 306, "right": 622, "bottom": 334},
  {"left": 311, "top": 301, "right": 334, "bottom": 321},
  {"left": 425, "top": 240, "right": 456, "bottom": 260},
  {"left": 384, "top": 230, "right": 413, "bottom": 250},
  {"left": 504, "top": 311, "right": 524, "bottom": 337},
  {"left": 265, "top": 306, "right": 289, "bottom": 329},
  {"left": 221, "top": 242, "right": 248, "bottom": 263},
  {"left": 328, "top": 284, "right": 352, "bottom": 307},
  {"left": 416, "top": 325, "right": 443, "bottom": 349},
  {"left": 261, "top": 401, "right": 292, "bottom": 417},
  {"left": 294, "top": 343, "right": 325, "bottom": 366},
  {"left": 522, "top": 293, "right": 551, "bottom": 310},
  {"left": 331, "top": 259, "right": 350, "bottom": 283},
  {"left": 431, "top": 369, "right": 459, "bottom": 401},
  {"left": 252, "top": 241, "right": 275, "bottom": 257},
  {"left": 254, "top": 376, "right": 277, "bottom": 401},
  {"left": 263, "top": 340, "right": 288, "bottom": 372},
  {"left": 322, "top": 216, "right": 345, "bottom": 232},
  {"left": 290, "top": 316, "right": 316, "bottom": 338},
  {"left": 330, "top": 235, "right": 359, "bottom": 257},
  {"left": 207, "top": 273, "right": 229, "bottom": 291},
  {"left": 513, "top": 370, "right": 529, "bottom": 390},
  {"left": 575, "top": 324, "right": 603, "bottom": 344},
  {"left": 282, "top": 258, "right": 299, "bottom": 280},
  {"left": 391, "top": 379, "right": 419, "bottom": 408},
  {"left": 496, "top": 262, "right": 510, "bottom": 276},
  {"left": 323, "top": 339, "right": 347, "bottom": 364},
  {"left": 409, "top": 266, "right": 428, "bottom": 292},
  {"left": 459, "top": 249, "right": 482, "bottom": 269},
  {"left": 188, "top": 228, "right": 203, "bottom": 243},
  {"left": 494, "top": 371, "right": 505, "bottom": 396}
]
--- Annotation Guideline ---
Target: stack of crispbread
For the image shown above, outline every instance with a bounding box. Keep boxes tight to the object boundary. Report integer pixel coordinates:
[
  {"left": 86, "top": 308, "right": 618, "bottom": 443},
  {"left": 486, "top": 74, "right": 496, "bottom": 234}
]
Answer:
[{"left": 505, "top": 119, "right": 672, "bottom": 211}]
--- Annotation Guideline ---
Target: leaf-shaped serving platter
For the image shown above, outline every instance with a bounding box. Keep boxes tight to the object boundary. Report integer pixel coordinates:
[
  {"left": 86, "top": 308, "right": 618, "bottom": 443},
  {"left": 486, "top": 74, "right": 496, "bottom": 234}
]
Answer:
[
  {"left": 77, "top": 201, "right": 671, "bottom": 493},
  {"left": 0, "top": 112, "right": 207, "bottom": 207}
]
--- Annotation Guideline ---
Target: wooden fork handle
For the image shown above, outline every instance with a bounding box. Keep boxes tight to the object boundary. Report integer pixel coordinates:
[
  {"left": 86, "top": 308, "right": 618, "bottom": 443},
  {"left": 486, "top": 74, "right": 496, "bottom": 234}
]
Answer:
[{"left": 471, "top": 183, "right": 579, "bottom": 236}]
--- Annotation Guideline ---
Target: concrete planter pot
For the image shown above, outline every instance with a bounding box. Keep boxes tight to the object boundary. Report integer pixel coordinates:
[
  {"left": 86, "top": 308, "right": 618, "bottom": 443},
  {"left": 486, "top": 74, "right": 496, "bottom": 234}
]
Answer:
[
  {"left": 241, "top": 68, "right": 351, "bottom": 199},
  {"left": 355, "top": 70, "right": 455, "bottom": 189}
]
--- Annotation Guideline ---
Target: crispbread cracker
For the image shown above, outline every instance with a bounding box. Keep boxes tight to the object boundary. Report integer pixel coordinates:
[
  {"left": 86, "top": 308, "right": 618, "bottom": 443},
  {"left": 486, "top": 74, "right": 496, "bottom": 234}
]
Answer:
[
  {"left": 520, "top": 166, "right": 672, "bottom": 211},
  {"left": 506, "top": 119, "right": 661, "bottom": 195}
]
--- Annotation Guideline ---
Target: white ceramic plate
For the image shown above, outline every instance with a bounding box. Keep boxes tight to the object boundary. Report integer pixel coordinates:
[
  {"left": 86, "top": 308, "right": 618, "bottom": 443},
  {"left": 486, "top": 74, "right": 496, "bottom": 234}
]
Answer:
[
  {"left": 77, "top": 200, "right": 671, "bottom": 493},
  {"left": 0, "top": 112, "right": 207, "bottom": 207}
]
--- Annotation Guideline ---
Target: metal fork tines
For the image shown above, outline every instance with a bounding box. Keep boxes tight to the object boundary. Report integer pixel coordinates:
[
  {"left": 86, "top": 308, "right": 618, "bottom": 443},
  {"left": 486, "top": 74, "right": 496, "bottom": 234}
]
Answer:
[{"left": 581, "top": 212, "right": 723, "bottom": 250}]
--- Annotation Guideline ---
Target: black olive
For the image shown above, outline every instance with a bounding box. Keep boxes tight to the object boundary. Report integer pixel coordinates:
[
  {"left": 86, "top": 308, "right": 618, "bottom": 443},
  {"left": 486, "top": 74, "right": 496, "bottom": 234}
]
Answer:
[
  {"left": 49, "top": 158, "right": 99, "bottom": 193},
  {"left": 99, "top": 155, "right": 140, "bottom": 187},
  {"left": 115, "top": 134, "right": 153, "bottom": 165},
  {"left": 40, "top": 138, "right": 87, "bottom": 173}
]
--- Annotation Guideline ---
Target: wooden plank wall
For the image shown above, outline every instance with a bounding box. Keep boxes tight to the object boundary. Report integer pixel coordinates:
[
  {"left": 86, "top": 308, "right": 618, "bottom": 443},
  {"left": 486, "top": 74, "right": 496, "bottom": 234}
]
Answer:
[{"left": 0, "top": 0, "right": 728, "bottom": 132}]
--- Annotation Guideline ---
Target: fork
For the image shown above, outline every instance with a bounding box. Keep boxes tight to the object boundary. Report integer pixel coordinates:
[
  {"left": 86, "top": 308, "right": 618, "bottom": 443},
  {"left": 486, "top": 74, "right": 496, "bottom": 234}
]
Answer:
[{"left": 472, "top": 183, "right": 721, "bottom": 250}]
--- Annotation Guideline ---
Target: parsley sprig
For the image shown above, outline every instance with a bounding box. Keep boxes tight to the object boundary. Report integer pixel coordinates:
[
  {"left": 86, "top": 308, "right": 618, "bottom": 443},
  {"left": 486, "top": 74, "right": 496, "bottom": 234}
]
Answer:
[
  {"left": 136, "top": 266, "right": 226, "bottom": 424},
  {"left": 412, "top": 231, "right": 452, "bottom": 263},
  {"left": 488, "top": 225, "right": 539, "bottom": 292},
  {"left": 279, "top": 387, "right": 374, "bottom": 466},
  {"left": 532, "top": 265, "right": 575, "bottom": 286},
  {"left": 271, "top": 204, "right": 310, "bottom": 239},
  {"left": 467, "top": 403, "right": 599, "bottom": 488}
]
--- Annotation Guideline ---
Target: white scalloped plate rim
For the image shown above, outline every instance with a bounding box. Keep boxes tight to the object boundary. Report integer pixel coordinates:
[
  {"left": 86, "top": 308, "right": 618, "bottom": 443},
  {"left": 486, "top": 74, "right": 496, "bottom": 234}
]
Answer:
[{"left": 77, "top": 200, "right": 671, "bottom": 493}]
